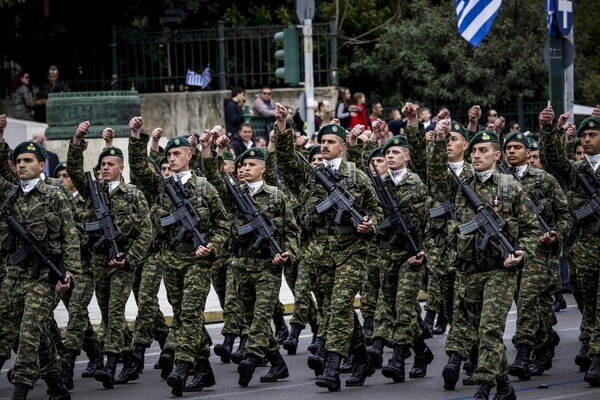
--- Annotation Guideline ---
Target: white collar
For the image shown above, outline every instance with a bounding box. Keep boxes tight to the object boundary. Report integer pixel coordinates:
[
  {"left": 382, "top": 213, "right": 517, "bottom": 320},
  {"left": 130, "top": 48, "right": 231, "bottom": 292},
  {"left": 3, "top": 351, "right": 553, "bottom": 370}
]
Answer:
[
  {"left": 514, "top": 164, "right": 528, "bottom": 178},
  {"left": 246, "top": 180, "right": 263, "bottom": 196},
  {"left": 72, "top": 191, "right": 79, "bottom": 199},
  {"left": 475, "top": 169, "right": 494, "bottom": 183},
  {"left": 173, "top": 170, "right": 192, "bottom": 185},
  {"left": 323, "top": 158, "right": 342, "bottom": 171},
  {"left": 20, "top": 178, "right": 41, "bottom": 194},
  {"left": 107, "top": 180, "right": 120, "bottom": 194},
  {"left": 585, "top": 154, "right": 600, "bottom": 172},
  {"left": 448, "top": 161, "right": 465, "bottom": 176},
  {"left": 387, "top": 167, "right": 407, "bottom": 185}
]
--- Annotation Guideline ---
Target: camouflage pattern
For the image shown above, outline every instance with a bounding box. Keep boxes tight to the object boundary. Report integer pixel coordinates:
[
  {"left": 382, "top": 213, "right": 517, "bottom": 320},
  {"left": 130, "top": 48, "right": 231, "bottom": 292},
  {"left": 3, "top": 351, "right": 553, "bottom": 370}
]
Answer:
[
  {"left": 512, "top": 167, "right": 572, "bottom": 348},
  {"left": 288, "top": 246, "right": 323, "bottom": 328},
  {"left": 428, "top": 135, "right": 540, "bottom": 384},
  {"left": 275, "top": 125, "right": 383, "bottom": 356},
  {"left": 129, "top": 134, "right": 229, "bottom": 364},
  {"left": 359, "top": 243, "right": 380, "bottom": 321},
  {"left": 539, "top": 125, "right": 600, "bottom": 351}
]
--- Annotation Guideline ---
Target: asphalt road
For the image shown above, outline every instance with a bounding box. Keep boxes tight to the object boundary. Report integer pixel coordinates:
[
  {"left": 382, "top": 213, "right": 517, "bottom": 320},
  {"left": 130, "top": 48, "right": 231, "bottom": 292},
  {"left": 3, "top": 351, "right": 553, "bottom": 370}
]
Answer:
[{"left": 1, "top": 294, "right": 596, "bottom": 400}]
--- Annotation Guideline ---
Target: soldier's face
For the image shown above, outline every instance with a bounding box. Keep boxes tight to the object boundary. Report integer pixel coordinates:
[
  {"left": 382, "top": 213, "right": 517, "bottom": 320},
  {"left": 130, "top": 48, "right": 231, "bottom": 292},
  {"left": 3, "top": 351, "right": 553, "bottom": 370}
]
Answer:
[
  {"left": 310, "top": 154, "right": 323, "bottom": 166},
  {"left": 15, "top": 153, "right": 44, "bottom": 181},
  {"left": 579, "top": 130, "right": 600, "bottom": 156},
  {"left": 385, "top": 147, "right": 408, "bottom": 170},
  {"left": 470, "top": 143, "right": 500, "bottom": 172},
  {"left": 161, "top": 164, "right": 172, "bottom": 178},
  {"left": 224, "top": 160, "right": 235, "bottom": 173},
  {"left": 447, "top": 132, "right": 468, "bottom": 162},
  {"left": 241, "top": 159, "right": 265, "bottom": 183},
  {"left": 528, "top": 150, "right": 543, "bottom": 169},
  {"left": 320, "top": 135, "right": 345, "bottom": 160},
  {"left": 574, "top": 145, "right": 585, "bottom": 161},
  {"left": 57, "top": 170, "right": 76, "bottom": 192},
  {"left": 369, "top": 156, "right": 387, "bottom": 175},
  {"left": 167, "top": 146, "right": 192, "bottom": 173},
  {"left": 504, "top": 142, "right": 529, "bottom": 166},
  {"left": 100, "top": 156, "right": 124, "bottom": 181},
  {"left": 236, "top": 165, "right": 245, "bottom": 183}
]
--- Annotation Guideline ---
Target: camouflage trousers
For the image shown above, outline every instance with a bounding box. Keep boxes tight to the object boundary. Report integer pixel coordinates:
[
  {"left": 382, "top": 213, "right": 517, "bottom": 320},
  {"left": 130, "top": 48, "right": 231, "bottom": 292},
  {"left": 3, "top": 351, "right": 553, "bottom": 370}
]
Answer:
[
  {"left": 424, "top": 268, "right": 442, "bottom": 314},
  {"left": 359, "top": 253, "right": 380, "bottom": 321},
  {"left": 234, "top": 267, "right": 282, "bottom": 359},
  {"left": 570, "top": 234, "right": 600, "bottom": 353},
  {"left": 63, "top": 268, "right": 101, "bottom": 354},
  {"left": 310, "top": 252, "right": 367, "bottom": 356},
  {"left": 162, "top": 251, "right": 212, "bottom": 363},
  {"left": 456, "top": 268, "right": 516, "bottom": 384},
  {"left": 221, "top": 263, "right": 243, "bottom": 336},
  {"left": 94, "top": 258, "right": 134, "bottom": 355},
  {"left": 132, "top": 252, "right": 169, "bottom": 347},
  {"left": 0, "top": 268, "right": 61, "bottom": 387},
  {"left": 285, "top": 255, "right": 321, "bottom": 329},
  {"left": 372, "top": 254, "right": 423, "bottom": 346}
]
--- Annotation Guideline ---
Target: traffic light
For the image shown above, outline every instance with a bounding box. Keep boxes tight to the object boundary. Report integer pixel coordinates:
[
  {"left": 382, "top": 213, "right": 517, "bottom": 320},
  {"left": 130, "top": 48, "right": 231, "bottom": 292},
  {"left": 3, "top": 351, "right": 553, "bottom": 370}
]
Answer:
[{"left": 274, "top": 26, "right": 300, "bottom": 86}]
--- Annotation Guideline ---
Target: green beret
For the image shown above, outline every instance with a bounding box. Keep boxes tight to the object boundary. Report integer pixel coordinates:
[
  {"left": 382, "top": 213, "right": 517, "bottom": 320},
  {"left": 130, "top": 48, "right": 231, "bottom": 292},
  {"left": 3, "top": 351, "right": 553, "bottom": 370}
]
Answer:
[
  {"left": 238, "top": 147, "right": 266, "bottom": 165},
  {"left": 159, "top": 155, "right": 168, "bottom": 166},
  {"left": 316, "top": 123, "right": 346, "bottom": 144},
  {"left": 577, "top": 116, "right": 600, "bottom": 137},
  {"left": 573, "top": 138, "right": 582, "bottom": 151},
  {"left": 307, "top": 145, "right": 321, "bottom": 161},
  {"left": 528, "top": 138, "right": 539, "bottom": 150},
  {"left": 97, "top": 146, "right": 124, "bottom": 166},
  {"left": 450, "top": 121, "right": 469, "bottom": 141},
  {"left": 93, "top": 164, "right": 101, "bottom": 173},
  {"left": 12, "top": 141, "right": 47, "bottom": 163},
  {"left": 223, "top": 149, "right": 235, "bottom": 161},
  {"left": 367, "top": 146, "right": 384, "bottom": 162},
  {"left": 382, "top": 135, "right": 408, "bottom": 155},
  {"left": 469, "top": 130, "right": 498, "bottom": 153},
  {"left": 164, "top": 136, "right": 191, "bottom": 154},
  {"left": 53, "top": 162, "right": 67, "bottom": 178},
  {"left": 503, "top": 132, "right": 530, "bottom": 152}
]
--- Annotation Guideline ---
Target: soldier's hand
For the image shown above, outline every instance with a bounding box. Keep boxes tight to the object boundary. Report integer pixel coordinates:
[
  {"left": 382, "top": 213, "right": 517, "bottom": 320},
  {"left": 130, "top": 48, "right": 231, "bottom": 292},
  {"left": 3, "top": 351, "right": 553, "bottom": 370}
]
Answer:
[
  {"left": 329, "top": 118, "right": 341, "bottom": 126},
  {"left": 188, "top": 134, "right": 198, "bottom": 149},
  {"left": 425, "top": 130, "right": 435, "bottom": 144},
  {"left": 493, "top": 116, "right": 505, "bottom": 134},
  {"left": 408, "top": 251, "right": 425, "bottom": 267},
  {"left": 151, "top": 127, "right": 163, "bottom": 141},
  {"left": 357, "top": 216, "right": 374, "bottom": 234},
  {"left": 102, "top": 127, "right": 115, "bottom": 144},
  {"left": 468, "top": 105, "right": 481, "bottom": 123},
  {"left": 435, "top": 119, "right": 450, "bottom": 141},
  {"left": 503, "top": 250, "right": 524, "bottom": 268},
  {"left": 108, "top": 253, "right": 126, "bottom": 268},
  {"left": 402, "top": 102, "right": 418, "bottom": 126},
  {"left": 540, "top": 231, "right": 558, "bottom": 247},
  {"left": 74, "top": 121, "right": 91, "bottom": 144},
  {"left": 295, "top": 135, "right": 308, "bottom": 149},
  {"left": 55, "top": 274, "right": 72, "bottom": 292},
  {"left": 274, "top": 103, "right": 288, "bottom": 122},
  {"left": 267, "top": 130, "right": 276, "bottom": 153},
  {"left": 0, "top": 114, "right": 7, "bottom": 133},
  {"left": 272, "top": 251, "right": 290, "bottom": 266},
  {"left": 539, "top": 107, "right": 554, "bottom": 128},
  {"left": 437, "top": 108, "right": 450, "bottom": 122},
  {"left": 216, "top": 135, "right": 230, "bottom": 149},
  {"left": 557, "top": 112, "right": 570, "bottom": 130},
  {"left": 129, "top": 116, "right": 143, "bottom": 138},
  {"left": 196, "top": 243, "right": 213, "bottom": 258},
  {"left": 592, "top": 104, "right": 600, "bottom": 118},
  {"left": 565, "top": 123, "right": 576, "bottom": 142}
]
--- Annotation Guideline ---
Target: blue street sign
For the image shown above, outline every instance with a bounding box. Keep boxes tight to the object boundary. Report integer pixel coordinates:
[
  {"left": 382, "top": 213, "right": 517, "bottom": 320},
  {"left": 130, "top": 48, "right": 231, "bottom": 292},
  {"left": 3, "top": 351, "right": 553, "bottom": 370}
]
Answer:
[{"left": 556, "top": 0, "right": 574, "bottom": 37}]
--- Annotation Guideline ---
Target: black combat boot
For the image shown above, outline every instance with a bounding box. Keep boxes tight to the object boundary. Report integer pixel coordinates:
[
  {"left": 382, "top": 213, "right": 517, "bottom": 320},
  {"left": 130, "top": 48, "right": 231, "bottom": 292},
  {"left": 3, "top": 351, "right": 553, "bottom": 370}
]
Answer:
[
  {"left": 409, "top": 339, "right": 434, "bottom": 378},
  {"left": 115, "top": 351, "right": 140, "bottom": 384},
  {"left": 154, "top": 335, "right": 167, "bottom": 370},
  {"left": 442, "top": 352, "right": 463, "bottom": 390},
  {"left": 260, "top": 351, "right": 289, "bottom": 382},
  {"left": 81, "top": 345, "right": 104, "bottom": 378},
  {"left": 315, "top": 352, "right": 342, "bottom": 391},
  {"left": 61, "top": 350, "right": 78, "bottom": 390},
  {"left": 282, "top": 323, "right": 303, "bottom": 355},
  {"left": 493, "top": 375, "right": 516, "bottom": 400},
  {"left": 131, "top": 343, "right": 146, "bottom": 374},
  {"left": 584, "top": 354, "right": 600, "bottom": 387},
  {"left": 381, "top": 344, "right": 410, "bottom": 383},
  {"left": 159, "top": 348, "right": 175, "bottom": 380},
  {"left": 576, "top": 339, "right": 591, "bottom": 372},
  {"left": 345, "top": 345, "right": 375, "bottom": 386},
  {"left": 433, "top": 313, "right": 448, "bottom": 335},
  {"left": 307, "top": 338, "right": 326, "bottom": 376},
  {"left": 94, "top": 352, "right": 118, "bottom": 389},
  {"left": 167, "top": 360, "right": 192, "bottom": 397},
  {"left": 368, "top": 337, "right": 385, "bottom": 369},
  {"left": 45, "top": 375, "right": 71, "bottom": 400},
  {"left": 553, "top": 291, "right": 567, "bottom": 312},
  {"left": 339, "top": 354, "right": 354, "bottom": 373},
  {"left": 363, "top": 316, "right": 374, "bottom": 345},
  {"left": 307, "top": 323, "right": 319, "bottom": 353},
  {"left": 473, "top": 381, "right": 494, "bottom": 399},
  {"left": 463, "top": 346, "right": 478, "bottom": 386},
  {"left": 230, "top": 335, "right": 247, "bottom": 365},
  {"left": 237, "top": 354, "right": 259, "bottom": 387},
  {"left": 214, "top": 333, "right": 236, "bottom": 363},
  {"left": 548, "top": 330, "right": 560, "bottom": 358},
  {"left": 11, "top": 382, "right": 31, "bottom": 400},
  {"left": 185, "top": 358, "right": 215, "bottom": 392},
  {"left": 273, "top": 310, "right": 289, "bottom": 345},
  {"left": 422, "top": 310, "right": 436, "bottom": 338},
  {"left": 508, "top": 344, "right": 531, "bottom": 380},
  {"left": 533, "top": 344, "right": 552, "bottom": 373}
]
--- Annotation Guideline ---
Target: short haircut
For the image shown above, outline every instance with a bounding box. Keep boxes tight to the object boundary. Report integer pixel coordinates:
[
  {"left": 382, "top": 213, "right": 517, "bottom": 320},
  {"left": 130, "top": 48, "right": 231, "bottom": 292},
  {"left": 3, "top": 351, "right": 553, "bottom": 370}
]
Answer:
[
  {"left": 239, "top": 123, "right": 252, "bottom": 131},
  {"left": 231, "top": 86, "right": 245, "bottom": 97}
]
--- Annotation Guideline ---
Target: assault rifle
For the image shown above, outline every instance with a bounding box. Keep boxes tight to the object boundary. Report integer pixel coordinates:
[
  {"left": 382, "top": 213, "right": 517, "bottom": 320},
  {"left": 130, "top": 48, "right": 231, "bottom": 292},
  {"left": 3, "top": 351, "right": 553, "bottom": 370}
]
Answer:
[
  {"left": 297, "top": 152, "right": 365, "bottom": 227},
  {"left": 223, "top": 173, "right": 284, "bottom": 257},
  {"left": 367, "top": 160, "right": 419, "bottom": 255},
  {"left": 2, "top": 185, "right": 71, "bottom": 286},
  {"left": 571, "top": 163, "right": 600, "bottom": 233},
  {"left": 450, "top": 166, "right": 516, "bottom": 258},
  {"left": 160, "top": 173, "right": 209, "bottom": 249},
  {"left": 496, "top": 159, "right": 552, "bottom": 234},
  {"left": 84, "top": 171, "right": 123, "bottom": 261}
]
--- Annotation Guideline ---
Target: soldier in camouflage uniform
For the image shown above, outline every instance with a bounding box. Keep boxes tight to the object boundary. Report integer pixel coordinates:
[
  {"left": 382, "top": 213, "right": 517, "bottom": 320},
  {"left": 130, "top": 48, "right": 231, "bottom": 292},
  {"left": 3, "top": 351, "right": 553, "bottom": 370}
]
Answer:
[
  {"left": 274, "top": 104, "right": 384, "bottom": 392},
  {"left": 500, "top": 132, "right": 572, "bottom": 381},
  {"left": 429, "top": 120, "right": 539, "bottom": 400},
  {"left": 0, "top": 139, "right": 81, "bottom": 400},
  {"left": 67, "top": 121, "right": 152, "bottom": 390},
  {"left": 129, "top": 129, "right": 229, "bottom": 396},
  {"left": 538, "top": 107, "right": 600, "bottom": 387}
]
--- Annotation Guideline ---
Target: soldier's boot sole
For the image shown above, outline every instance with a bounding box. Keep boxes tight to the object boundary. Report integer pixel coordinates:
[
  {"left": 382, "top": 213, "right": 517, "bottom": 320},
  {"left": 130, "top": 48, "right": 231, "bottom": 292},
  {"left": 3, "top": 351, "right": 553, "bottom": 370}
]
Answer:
[
  {"left": 381, "top": 365, "right": 404, "bottom": 383},
  {"left": 442, "top": 364, "right": 459, "bottom": 390}
]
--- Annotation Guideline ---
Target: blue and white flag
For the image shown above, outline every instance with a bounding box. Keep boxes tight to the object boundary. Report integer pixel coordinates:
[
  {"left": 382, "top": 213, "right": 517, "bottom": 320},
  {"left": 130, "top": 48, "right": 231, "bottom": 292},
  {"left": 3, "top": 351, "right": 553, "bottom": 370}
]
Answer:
[
  {"left": 186, "top": 65, "right": 211, "bottom": 89},
  {"left": 455, "top": 0, "right": 503, "bottom": 47},
  {"left": 546, "top": 0, "right": 556, "bottom": 36}
]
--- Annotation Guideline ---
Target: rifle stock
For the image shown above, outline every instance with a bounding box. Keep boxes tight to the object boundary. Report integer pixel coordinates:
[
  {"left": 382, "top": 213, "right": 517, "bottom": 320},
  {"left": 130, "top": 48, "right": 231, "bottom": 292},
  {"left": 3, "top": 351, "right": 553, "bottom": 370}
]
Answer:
[{"left": 571, "top": 163, "right": 600, "bottom": 233}]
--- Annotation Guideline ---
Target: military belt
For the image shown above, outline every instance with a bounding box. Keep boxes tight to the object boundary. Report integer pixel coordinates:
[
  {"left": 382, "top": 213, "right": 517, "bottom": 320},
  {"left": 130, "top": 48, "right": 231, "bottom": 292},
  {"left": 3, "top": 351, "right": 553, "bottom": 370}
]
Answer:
[
  {"left": 173, "top": 243, "right": 196, "bottom": 253},
  {"left": 577, "top": 226, "right": 598, "bottom": 235},
  {"left": 377, "top": 239, "right": 396, "bottom": 250},
  {"left": 234, "top": 247, "right": 271, "bottom": 259},
  {"left": 315, "top": 226, "right": 355, "bottom": 235}
]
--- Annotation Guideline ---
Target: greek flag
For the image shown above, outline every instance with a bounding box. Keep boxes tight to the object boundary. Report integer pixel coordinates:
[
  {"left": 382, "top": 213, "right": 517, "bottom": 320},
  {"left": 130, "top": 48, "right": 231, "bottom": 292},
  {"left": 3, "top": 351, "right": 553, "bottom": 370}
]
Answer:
[
  {"left": 186, "top": 65, "right": 211, "bottom": 89},
  {"left": 545, "top": 0, "right": 556, "bottom": 36},
  {"left": 455, "top": 0, "right": 503, "bottom": 47}
]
